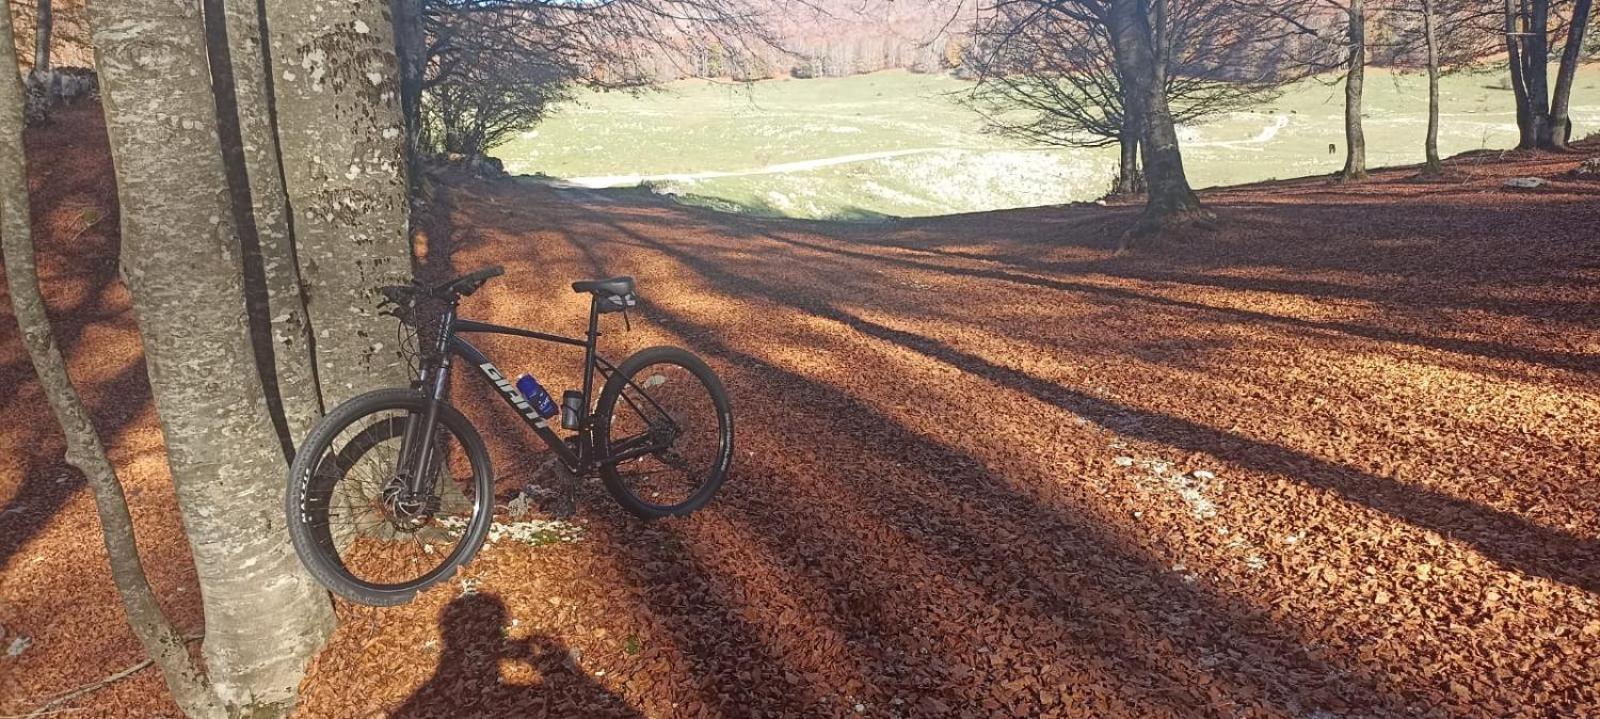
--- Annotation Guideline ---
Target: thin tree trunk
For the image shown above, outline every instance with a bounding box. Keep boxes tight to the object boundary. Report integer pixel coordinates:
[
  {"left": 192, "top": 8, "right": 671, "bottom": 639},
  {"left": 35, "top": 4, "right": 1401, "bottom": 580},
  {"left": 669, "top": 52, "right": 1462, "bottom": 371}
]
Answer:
[
  {"left": 1422, "top": 0, "right": 1443, "bottom": 175},
  {"left": 1551, "top": 0, "right": 1593, "bottom": 148},
  {"left": 1506, "top": 0, "right": 1536, "bottom": 148},
  {"left": 0, "top": 9, "right": 223, "bottom": 719},
  {"left": 32, "top": 0, "right": 51, "bottom": 74},
  {"left": 266, "top": 0, "right": 416, "bottom": 409},
  {"left": 393, "top": 0, "right": 426, "bottom": 178},
  {"left": 205, "top": 0, "right": 325, "bottom": 455},
  {"left": 1341, "top": 0, "right": 1369, "bottom": 181},
  {"left": 1105, "top": 0, "right": 1207, "bottom": 238},
  {"left": 1114, "top": 111, "right": 1144, "bottom": 196},
  {"left": 84, "top": 1, "right": 334, "bottom": 714},
  {"left": 1526, "top": 0, "right": 1553, "bottom": 147}
]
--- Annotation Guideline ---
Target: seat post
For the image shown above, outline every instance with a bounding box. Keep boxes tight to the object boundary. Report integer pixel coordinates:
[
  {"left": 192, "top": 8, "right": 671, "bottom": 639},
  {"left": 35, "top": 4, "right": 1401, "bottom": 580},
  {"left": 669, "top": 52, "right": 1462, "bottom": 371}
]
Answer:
[{"left": 579, "top": 296, "right": 603, "bottom": 422}]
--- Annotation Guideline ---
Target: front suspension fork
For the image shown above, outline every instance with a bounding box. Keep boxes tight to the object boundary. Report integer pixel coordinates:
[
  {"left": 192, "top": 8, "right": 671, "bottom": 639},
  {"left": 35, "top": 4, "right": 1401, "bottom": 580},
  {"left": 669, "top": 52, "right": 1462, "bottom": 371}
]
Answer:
[{"left": 403, "top": 360, "right": 453, "bottom": 496}]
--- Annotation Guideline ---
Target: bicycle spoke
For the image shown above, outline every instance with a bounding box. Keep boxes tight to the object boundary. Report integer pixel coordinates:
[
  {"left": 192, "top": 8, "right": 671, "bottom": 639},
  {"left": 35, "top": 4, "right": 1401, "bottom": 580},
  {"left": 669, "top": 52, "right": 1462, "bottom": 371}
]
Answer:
[
  {"left": 297, "top": 405, "right": 485, "bottom": 589},
  {"left": 602, "top": 358, "right": 727, "bottom": 513}
]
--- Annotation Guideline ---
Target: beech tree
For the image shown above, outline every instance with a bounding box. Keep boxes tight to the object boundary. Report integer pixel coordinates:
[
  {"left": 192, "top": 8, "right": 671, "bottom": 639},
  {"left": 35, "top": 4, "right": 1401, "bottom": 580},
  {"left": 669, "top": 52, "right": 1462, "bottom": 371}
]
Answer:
[
  {"left": 83, "top": 0, "right": 336, "bottom": 715},
  {"left": 1105, "top": 0, "right": 1212, "bottom": 235},
  {"left": 1381, "top": 0, "right": 1491, "bottom": 175},
  {"left": 1551, "top": 0, "right": 1593, "bottom": 147},
  {"left": 406, "top": 0, "right": 780, "bottom": 162},
  {"left": 206, "top": 0, "right": 324, "bottom": 449},
  {"left": 1, "top": 7, "right": 228, "bottom": 718},
  {"left": 31, "top": 0, "right": 47, "bottom": 73},
  {"left": 964, "top": 0, "right": 1287, "bottom": 197},
  {"left": 5, "top": 0, "right": 425, "bottom": 714},
  {"left": 1340, "top": 0, "right": 1368, "bottom": 180},
  {"left": 960, "top": 0, "right": 1212, "bottom": 236},
  {"left": 1502, "top": 0, "right": 1591, "bottom": 148},
  {"left": 265, "top": 0, "right": 416, "bottom": 408},
  {"left": 1422, "top": 0, "right": 1444, "bottom": 173}
]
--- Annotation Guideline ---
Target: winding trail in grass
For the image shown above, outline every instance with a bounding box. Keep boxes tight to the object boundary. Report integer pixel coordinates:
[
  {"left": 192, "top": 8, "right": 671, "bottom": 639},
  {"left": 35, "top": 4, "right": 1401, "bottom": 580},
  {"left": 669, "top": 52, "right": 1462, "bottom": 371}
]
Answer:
[{"left": 556, "top": 147, "right": 941, "bottom": 188}]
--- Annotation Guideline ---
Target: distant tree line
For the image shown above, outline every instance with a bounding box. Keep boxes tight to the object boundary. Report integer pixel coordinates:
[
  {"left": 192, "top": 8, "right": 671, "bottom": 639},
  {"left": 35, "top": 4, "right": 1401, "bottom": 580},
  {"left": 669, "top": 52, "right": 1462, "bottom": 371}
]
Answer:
[{"left": 958, "top": 0, "right": 1593, "bottom": 241}]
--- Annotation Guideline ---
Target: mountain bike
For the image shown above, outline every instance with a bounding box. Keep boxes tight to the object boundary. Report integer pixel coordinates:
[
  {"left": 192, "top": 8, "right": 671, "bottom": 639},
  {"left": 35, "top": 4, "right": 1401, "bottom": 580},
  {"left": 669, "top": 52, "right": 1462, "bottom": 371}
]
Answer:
[{"left": 285, "top": 266, "right": 733, "bottom": 606}]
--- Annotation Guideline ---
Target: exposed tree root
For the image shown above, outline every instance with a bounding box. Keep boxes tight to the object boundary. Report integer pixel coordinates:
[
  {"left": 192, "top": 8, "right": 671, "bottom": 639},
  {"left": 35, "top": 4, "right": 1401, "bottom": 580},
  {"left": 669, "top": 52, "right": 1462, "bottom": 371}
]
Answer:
[{"left": 1115, "top": 204, "right": 1218, "bottom": 253}]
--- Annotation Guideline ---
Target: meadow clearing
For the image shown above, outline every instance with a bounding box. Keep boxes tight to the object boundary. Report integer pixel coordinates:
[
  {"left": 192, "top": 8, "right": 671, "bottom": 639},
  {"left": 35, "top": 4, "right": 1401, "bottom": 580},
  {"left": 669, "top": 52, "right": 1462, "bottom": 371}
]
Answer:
[{"left": 496, "top": 65, "right": 1600, "bottom": 219}]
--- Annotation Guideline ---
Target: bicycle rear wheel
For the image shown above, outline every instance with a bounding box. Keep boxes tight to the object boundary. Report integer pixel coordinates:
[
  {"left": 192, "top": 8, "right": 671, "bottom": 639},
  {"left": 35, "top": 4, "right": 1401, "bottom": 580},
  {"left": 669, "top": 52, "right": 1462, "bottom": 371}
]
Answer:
[
  {"left": 286, "top": 389, "right": 493, "bottom": 606},
  {"left": 596, "top": 346, "right": 733, "bottom": 519}
]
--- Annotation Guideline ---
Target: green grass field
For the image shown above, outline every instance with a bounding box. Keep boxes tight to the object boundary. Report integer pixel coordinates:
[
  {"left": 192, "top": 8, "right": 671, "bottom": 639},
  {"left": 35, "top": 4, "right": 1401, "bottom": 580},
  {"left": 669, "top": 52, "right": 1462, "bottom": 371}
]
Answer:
[{"left": 495, "top": 66, "right": 1600, "bottom": 220}]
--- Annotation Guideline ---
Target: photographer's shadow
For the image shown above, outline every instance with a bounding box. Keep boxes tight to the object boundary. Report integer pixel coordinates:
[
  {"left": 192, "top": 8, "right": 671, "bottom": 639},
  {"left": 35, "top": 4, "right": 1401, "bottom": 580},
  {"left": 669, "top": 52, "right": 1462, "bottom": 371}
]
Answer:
[{"left": 394, "top": 593, "right": 644, "bottom": 718}]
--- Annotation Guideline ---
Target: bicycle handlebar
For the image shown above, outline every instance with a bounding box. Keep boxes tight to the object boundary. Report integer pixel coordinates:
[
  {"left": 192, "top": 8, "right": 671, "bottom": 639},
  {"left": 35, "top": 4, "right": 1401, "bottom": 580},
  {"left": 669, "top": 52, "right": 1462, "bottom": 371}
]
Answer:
[
  {"left": 381, "top": 266, "right": 504, "bottom": 303},
  {"left": 433, "top": 266, "right": 504, "bottom": 297}
]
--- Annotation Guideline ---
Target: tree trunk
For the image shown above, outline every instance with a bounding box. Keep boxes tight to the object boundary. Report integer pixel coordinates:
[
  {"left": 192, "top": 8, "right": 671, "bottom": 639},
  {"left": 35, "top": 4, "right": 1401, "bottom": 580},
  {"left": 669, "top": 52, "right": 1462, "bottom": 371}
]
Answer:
[
  {"left": 1551, "top": 0, "right": 1593, "bottom": 148},
  {"left": 393, "top": 0, "right": 426, "bottom": 178},
  {"left": 32, "top": 0, "right": 51, "bottom": 74},
  {"left": 205, "top": 0, "right": 325, "bottom": 455},
  {"left": 266, "top": 0, "right": 416, "bottom": 409},
  {"left": 1113, "top": 111, "right": 1145, "bottom": 196},
  {"left": 1341, "top": 0, "right": 1368, "bottom": 181},
  {"left": 1526, "top": 0, "right": 1554, "bottom": 147},
  {"left": 1506, "top": 0, "right": 1536, "bottom": 148},
  {"left": 1105, "top": 0, "right": 1207, "bottom": 237},
  {"left": 0, "top": 9, "right": 224, "bottom": 719},
  {"left": 1422, "top": 0, "right": 1443, "bottom": 175},
  {"left": 84, "top": 1, "right": 335, "bottom": 714}
]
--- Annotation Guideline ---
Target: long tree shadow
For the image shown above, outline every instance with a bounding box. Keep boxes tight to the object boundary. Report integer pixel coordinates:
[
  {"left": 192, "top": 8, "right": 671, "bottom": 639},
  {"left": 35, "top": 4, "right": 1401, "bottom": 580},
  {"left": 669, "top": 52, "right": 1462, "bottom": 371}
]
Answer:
[
  {"left": 429, "top": 174, "right": 1598, "bottom": 715},
  {"left": 627, "top": 300, "right": 1423, "bottom": 717},
  {"left": 870, "top": 199, "right": 1600, "bottom": 329},
  {"left": 0, "top": 357, "right": 152, "bottom": 571},
  {"left": 597, "top": 218, "right": 1600, "bottom": 599},
  {"left": 749, "top": 230, "right": 1599, "bottom": 377},
  {"left": 538, "top": 226, "right": 1407, "bottom": 715},
  {"left": 394, "top": 593, "right": 645, "bottom": 719}
]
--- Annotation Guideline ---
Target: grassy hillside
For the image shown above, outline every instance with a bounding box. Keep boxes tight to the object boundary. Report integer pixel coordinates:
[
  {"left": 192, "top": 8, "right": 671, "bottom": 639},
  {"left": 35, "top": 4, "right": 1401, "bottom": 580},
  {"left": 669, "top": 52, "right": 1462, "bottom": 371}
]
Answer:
[{"left": 496, "top": 66, "right": 1600, "bottom": 219}]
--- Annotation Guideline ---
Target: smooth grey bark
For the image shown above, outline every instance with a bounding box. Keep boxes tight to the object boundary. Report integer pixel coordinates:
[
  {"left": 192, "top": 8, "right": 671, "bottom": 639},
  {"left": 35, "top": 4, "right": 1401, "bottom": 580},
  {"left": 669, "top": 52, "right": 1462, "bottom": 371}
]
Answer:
[
  {"left": 1526, "top": 0, "right": 1553, "bottom": 146},
  {"left": 393, "top": 0, "right": 426, "bottom": 179},
  {"left": 0, "top": 8, "right": 223, "bottom": 719},
  {"left": 1422, "top": 0, "right": 1443, "bottom": 174},
  {"left": 1506, "top": 0, "right": 1554, "bottom": 148},
  {"left": 1505, "top": 0, "right": 1536, "bottom": 147},
  {"left": 1551, "top": 0, "right": 1593, "bottom": 147},
  {"left": 206, "top": 0, "right": 325, "bottom": 451},
  {"left": 1113, "top": 111, "right": 1144, "bottom": 196},
  {"left": 1105, "top": 0, "right": 1207, "bottom": 237},
  {"left": 32, "top": 0, "right": 51, "bottom": 73},
  {"left": 266, "top": 0, "right": 415, "bottom": 409},
  {"left": 1341, "top": 0, "right": 1368, "bottom": 181},
  {"left": 84, "top": 0, "right": 334, "bottom": 713}
]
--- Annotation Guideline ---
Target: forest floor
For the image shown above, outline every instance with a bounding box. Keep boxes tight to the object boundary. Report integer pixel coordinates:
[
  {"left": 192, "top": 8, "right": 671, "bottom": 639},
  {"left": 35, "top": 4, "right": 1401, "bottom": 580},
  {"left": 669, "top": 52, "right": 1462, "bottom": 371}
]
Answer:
[{"left": 2, "top": 101, "right": 1599, "bottom": 718}]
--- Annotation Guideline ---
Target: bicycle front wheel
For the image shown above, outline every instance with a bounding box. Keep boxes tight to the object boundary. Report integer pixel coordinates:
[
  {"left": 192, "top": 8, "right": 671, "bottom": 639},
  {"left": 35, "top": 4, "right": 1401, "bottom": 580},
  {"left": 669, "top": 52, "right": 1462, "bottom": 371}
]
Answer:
[
  {"left": 596, "top": 346, "right": 733, "bottom": 519},
  {"left": 286, "top": 389, "right": 494, "bottom": 606}
]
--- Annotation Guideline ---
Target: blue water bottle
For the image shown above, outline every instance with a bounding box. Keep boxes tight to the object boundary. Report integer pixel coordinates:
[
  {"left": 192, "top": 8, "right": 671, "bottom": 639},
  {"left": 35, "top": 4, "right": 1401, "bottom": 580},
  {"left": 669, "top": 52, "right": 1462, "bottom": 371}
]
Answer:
[{"left": 515, "top": 373, "right": 560, "bottom": 419}]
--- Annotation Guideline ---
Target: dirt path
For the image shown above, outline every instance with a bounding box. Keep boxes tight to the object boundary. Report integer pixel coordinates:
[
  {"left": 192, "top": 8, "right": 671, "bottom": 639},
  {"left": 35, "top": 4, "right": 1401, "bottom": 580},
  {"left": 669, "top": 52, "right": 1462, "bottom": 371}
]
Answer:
[
  {"left": 556, "top": 148, "right": 944, "bottom": 188},
  {"left": 3, "top": 105, "right": 1599, "bottom": 718}
]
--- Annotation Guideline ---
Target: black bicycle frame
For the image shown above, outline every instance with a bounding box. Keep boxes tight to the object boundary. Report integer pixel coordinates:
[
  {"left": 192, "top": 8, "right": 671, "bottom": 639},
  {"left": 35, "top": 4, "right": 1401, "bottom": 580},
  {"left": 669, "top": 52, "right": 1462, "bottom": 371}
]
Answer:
[{"left": 400, "top": 295, "right": 665, "bottom": 494}]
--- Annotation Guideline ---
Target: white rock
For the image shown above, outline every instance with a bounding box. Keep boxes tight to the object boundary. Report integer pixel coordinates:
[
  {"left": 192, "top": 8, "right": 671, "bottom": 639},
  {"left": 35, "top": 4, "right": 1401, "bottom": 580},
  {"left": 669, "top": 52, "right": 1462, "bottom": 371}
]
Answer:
[{"left": 1504, "top": 176, "right": 1547, "bottom": 189}]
